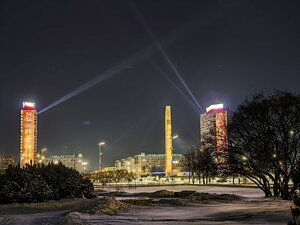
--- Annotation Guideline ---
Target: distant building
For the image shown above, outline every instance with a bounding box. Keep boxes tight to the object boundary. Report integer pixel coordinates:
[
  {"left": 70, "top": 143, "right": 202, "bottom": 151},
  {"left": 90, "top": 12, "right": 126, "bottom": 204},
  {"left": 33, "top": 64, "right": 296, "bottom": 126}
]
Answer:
[
  {"left": 20, "top": 102, "right": 38, "bottom": 167},
  {"left": 200, "top": 103, "right": 228, "bottom": 159},
  {"left": 46, "top": 153, "right": 88, "bottom": 173},
  {"left": 0, "top": 156, "right": 16, "bottom": 174},
  {"left": 103, "top": 166, "right": 115, "bottom": 172},
  {"left": 114, "top": 152, "right": 184, "bottom": 177}
]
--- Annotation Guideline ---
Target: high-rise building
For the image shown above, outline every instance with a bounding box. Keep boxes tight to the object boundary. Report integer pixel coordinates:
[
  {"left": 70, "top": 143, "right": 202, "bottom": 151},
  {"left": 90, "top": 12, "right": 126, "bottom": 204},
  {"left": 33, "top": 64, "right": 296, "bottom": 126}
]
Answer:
[
  {"left": 165, "top": 106, "right": 173, "bottom": 176},
  {"left": 200, "top": 104, "right": 228, "bottom": 153},
  {"left": 20, "top": 102, "right": 37, "bottom": 167}
]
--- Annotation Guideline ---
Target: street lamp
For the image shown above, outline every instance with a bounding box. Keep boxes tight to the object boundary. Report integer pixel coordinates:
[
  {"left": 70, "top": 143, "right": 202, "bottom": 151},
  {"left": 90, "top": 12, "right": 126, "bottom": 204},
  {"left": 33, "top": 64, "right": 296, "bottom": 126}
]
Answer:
[
  {"left": 82, "top": 161, "right": 88, "bottom": 172},
  {"left": 98, "top": 141, "right": 105, "bottom": 171},
  {"left": 171, "top": 134, "right": 179, "bottom": 176},
  {"left": 37, "top": 147, "right": 47, "bottom": 164}
]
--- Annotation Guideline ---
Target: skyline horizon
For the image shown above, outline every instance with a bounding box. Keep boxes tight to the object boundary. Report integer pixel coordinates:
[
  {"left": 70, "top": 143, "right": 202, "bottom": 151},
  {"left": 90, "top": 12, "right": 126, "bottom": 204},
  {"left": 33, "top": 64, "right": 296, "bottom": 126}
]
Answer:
[{"left": 1, "top": 100, "right": 231, "bottom": 169}]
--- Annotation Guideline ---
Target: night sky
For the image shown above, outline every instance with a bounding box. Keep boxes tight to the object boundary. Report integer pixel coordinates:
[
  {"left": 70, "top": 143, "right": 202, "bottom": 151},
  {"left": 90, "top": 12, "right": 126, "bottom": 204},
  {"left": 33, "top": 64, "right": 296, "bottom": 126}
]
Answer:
[{"left": 1, "top": 0, "right": 300, "bottom": 170}]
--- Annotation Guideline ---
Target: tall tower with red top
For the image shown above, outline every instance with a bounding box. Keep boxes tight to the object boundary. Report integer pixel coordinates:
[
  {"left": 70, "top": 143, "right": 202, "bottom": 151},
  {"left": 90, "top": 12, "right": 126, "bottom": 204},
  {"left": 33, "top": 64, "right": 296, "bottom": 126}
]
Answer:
[
  {"left": 20, "top": 102, "right": 37, "bottom": 167},
  {"left": 200, "top": 103, "right": 228, "bottom": 153}
]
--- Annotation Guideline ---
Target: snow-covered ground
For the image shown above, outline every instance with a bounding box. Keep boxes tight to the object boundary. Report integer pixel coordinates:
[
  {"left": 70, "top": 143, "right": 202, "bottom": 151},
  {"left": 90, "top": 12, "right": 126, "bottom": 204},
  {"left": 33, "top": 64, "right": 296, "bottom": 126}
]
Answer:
[
  {"left": 82, "top": 185, "right": 293, "bottom": 225},
  {"left": 0, "top": 185, "right": 294, "bottom": 225},
  {"left": 77, "top": 198, "right": 293, "bottom": 225}
]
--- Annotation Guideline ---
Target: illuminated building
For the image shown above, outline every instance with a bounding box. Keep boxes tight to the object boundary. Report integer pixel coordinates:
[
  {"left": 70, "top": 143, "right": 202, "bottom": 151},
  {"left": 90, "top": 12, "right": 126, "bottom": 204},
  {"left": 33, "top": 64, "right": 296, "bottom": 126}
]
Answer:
[
  {"left": 20, "top": 102, "right": 37, "bottom": 167},
  {"left": 200, "top": 103, "right": 228, "bottom": 155},
  {"left": 0, "top": 155, "right": 16, "bottom": 174},
  {"left": 103, "top": 166, "right": 115, "bottom": 172},
  {"left": 46, "top": 153, "right": 88, "bottom": 173},
  {"left": 114, "top": 152, "right": 184, "bottom": 177},
  {"left": 165, "top": 106, "right": 173, "bottom": 176}
]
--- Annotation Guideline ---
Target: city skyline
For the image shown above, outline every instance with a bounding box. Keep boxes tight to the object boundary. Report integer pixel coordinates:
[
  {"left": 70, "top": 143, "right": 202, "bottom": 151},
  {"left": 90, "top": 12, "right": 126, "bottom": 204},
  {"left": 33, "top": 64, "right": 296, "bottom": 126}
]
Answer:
[{"left": 1, "top": 0, "right": 300, "bottom": 170}]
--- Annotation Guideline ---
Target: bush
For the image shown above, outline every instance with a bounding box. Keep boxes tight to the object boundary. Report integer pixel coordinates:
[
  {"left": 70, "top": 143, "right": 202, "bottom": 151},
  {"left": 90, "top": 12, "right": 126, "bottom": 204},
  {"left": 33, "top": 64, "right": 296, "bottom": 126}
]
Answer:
[
  {"left": 189, "top": 192, "right": 242, "bottom": 203},
  {"left": 147, "top": 190, "right": 174, "bottom": 198},
  {"left": 174, "top": 190, "right": 196, "bottom": 198},
  {"left": 89, "top": 197, "right": 130, "bottom": 215},
  {"left": 0, "top": 163, "right": 95, "bottom": 204}
]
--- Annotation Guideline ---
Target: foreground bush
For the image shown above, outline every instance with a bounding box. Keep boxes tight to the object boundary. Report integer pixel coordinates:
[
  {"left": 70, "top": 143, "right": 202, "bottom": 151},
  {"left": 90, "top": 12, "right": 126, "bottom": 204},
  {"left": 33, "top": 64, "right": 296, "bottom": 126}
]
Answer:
[
  {"left": 0, "top": 163, "right": 95, "bottom": 204},
  {"left": 189, "top": 192, "right": 242, "bottom": 203},
  {"left": 88, "top": 197, "right": 130, "bottom": 215}
]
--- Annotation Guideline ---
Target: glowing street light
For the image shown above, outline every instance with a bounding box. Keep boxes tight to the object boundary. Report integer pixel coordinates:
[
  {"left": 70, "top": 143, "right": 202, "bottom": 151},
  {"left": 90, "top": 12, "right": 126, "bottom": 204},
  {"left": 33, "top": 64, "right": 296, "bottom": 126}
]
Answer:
[
  {"left": 37, "top": 147, "right": 47, "bottom": 164},
  {"left": 98, "top": 141, "right": 105, "bottom": 171},
  {"left": 172, "top": 134, "right": 179, "bottom": 139},
  {"left": 82, "top": 161, "right": 88, "bottom": 172},
  {"left": 41, "top": 147, "right": 47, "bottom": 163},
  {"left": 171, "top": 134, "right": 179, "bottom": 176}
]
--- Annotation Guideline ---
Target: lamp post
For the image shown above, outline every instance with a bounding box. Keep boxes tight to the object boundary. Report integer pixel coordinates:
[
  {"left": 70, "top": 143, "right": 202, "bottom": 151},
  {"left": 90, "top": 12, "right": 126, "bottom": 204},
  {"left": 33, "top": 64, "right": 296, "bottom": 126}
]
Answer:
[
  {"left": 98, "top": 141, "right": 105, "bottom": 171},
  {"left": 41, "top": 147, "right": 47, "bottom": 164},
  {"left": 171, "top": 135, "right": 179, "bottom": 176},
  {"left": 82, "top": 161, "right": 88, "bottom": 172},
  {"left": 38, "top": 147, "right": 47, "bottom": 164}
]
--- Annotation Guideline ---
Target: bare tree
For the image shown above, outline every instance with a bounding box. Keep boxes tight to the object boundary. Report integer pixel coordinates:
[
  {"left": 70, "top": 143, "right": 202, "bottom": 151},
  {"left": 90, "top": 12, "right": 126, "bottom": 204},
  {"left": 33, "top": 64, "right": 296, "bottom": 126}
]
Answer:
[
  {"left": 184, "top": 147, "right": 197, "bottom": 184},
  {"left": 184, "top": 146, "right": 217, "bottom": 184},
  {"left": 228, "top": 91, "right": 300, "bottom": 199}
]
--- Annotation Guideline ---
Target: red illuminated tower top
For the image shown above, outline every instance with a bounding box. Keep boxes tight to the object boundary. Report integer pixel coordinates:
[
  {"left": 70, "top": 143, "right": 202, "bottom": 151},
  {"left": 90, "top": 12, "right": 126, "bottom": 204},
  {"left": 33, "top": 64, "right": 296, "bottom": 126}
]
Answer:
[
  {"left": 22, "top": 102, "right": 36, "bottom": 110},
  {"left": 206, "top": 103, "right": 224, "bottom": 114}
]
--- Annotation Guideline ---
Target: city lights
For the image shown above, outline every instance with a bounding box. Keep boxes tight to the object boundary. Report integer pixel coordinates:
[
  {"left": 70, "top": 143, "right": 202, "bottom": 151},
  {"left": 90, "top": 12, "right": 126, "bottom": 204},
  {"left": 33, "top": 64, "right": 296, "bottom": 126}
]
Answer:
[{"left": 1, "top": 1, "right": 298, "bottom": 224}]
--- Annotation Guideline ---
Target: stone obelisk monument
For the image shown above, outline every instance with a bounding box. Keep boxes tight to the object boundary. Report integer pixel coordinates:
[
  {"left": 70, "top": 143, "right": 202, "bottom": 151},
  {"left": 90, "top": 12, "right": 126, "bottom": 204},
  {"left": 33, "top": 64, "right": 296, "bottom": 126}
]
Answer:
[{"left": 165, "top": 106, "right": 173, "bottom": 176}]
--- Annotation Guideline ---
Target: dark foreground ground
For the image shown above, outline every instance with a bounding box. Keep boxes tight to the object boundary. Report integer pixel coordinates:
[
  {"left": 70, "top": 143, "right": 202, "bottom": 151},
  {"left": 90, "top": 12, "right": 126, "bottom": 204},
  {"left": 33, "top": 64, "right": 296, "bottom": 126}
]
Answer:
[{"left": 0, "top": 185, "right": 294, "bottom": 225}]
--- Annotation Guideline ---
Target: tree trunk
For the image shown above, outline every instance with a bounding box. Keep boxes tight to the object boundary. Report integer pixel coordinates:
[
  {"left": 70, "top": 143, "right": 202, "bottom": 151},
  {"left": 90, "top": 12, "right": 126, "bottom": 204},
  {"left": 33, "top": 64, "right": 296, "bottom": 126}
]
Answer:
[
  {"left": 281, "top": 179, "right": 291, "bottom": 200},
  {"left": 192, "top": 172, "right": 195, "bottom": 184},
  {"left": 273, "top": 175, "right": 280, "bottom": 197},
  {"left": 264, "top": 188, "right": 272, "bottom": 197}
]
